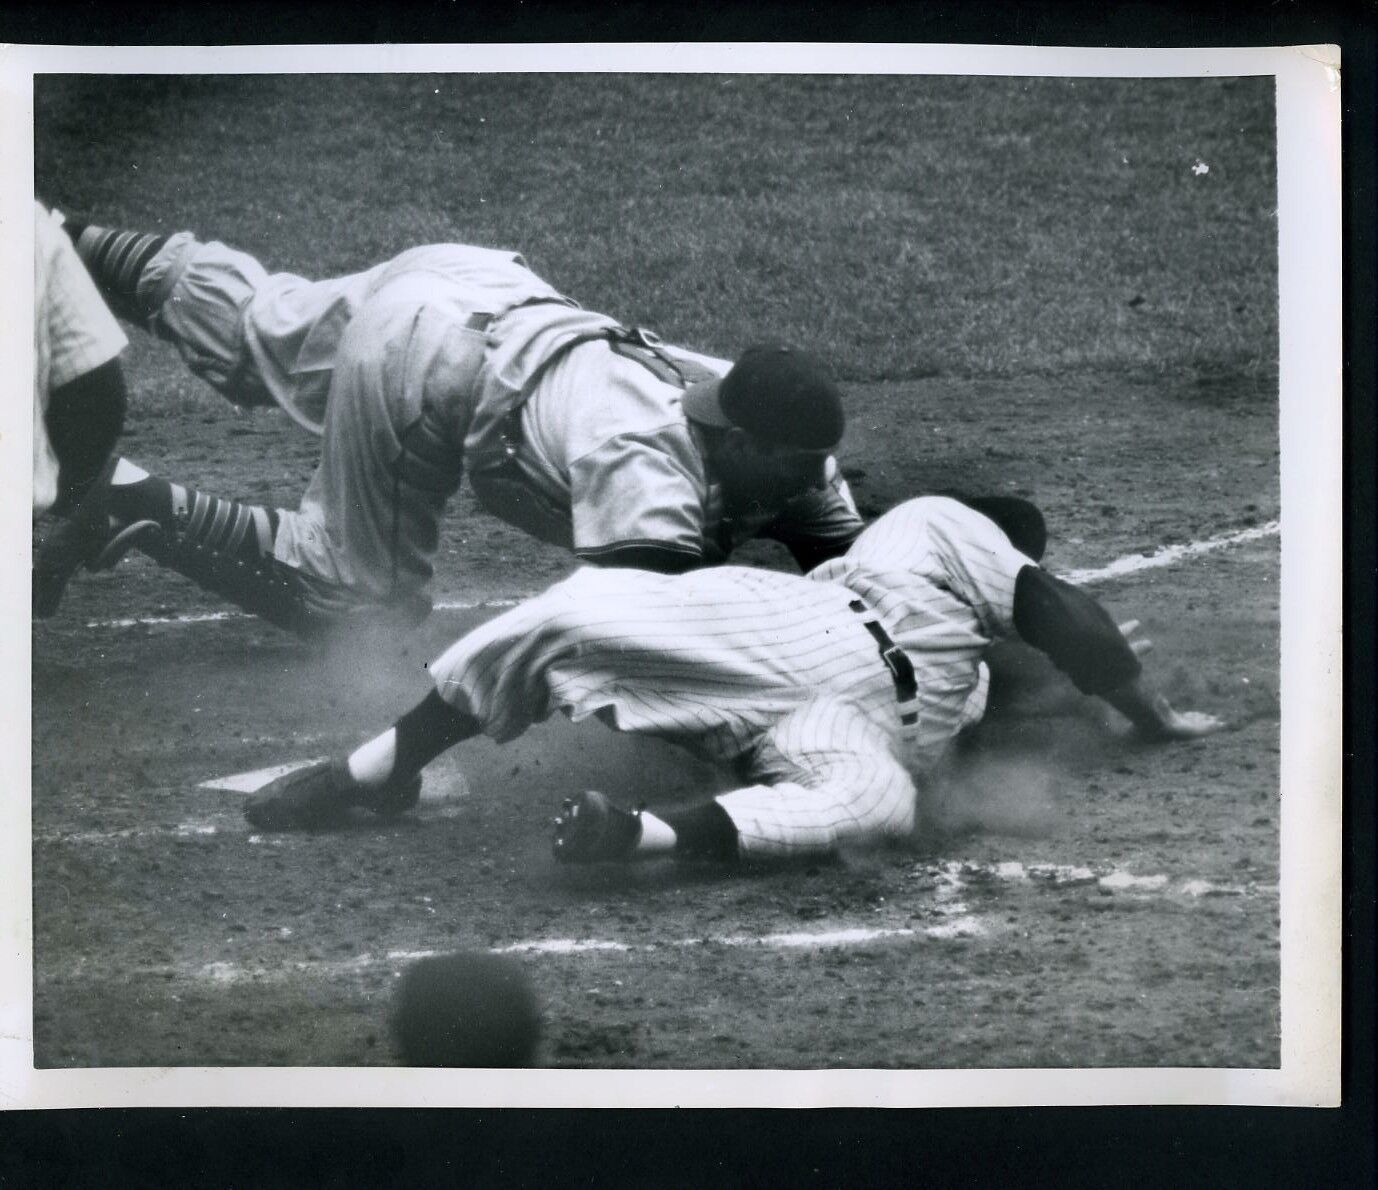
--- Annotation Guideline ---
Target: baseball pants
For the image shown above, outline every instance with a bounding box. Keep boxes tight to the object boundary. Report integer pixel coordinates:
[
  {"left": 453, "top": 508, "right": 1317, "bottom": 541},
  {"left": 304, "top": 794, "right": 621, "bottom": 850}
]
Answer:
[{"left": 138, "top": 236, "right": 490, "bottom": 605}]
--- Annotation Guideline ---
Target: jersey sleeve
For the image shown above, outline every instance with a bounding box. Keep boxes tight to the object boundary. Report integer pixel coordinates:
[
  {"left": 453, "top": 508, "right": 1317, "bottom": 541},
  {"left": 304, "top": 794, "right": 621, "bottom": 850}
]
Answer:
[
  {"left": 915, "top": 499, "right": 1140, "bottom": 695},
  {"left": 893, "top": 496, "right": 1032, "bottom": 637},
  {"left": 37, "top": 205, "right": 127, "bottom": 390},
  {"left": 1012, "top": 567, "right": 1142, "bottom": 696},
  {"left": 759, "top": 456, "right": 865, "bottom": 566},
  {"left": 567, "top": 423, "right": 706, "bottom": 564}
]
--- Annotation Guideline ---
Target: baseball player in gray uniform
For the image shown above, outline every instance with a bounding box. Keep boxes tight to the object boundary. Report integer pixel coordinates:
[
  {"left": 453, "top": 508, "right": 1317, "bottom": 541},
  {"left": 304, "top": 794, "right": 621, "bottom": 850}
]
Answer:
[
  {"left": 244, "top": 495, "right": 1223, "bottom": 859},
  {"left": 33, "top": 221, "right": 861, "bottom": 634}
]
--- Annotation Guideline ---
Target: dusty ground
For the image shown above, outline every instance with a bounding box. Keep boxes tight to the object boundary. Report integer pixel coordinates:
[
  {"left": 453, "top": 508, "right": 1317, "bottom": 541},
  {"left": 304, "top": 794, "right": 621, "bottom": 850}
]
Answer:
[{"left": 31, "top": 367, "right": 1280, "bottom": 1069}]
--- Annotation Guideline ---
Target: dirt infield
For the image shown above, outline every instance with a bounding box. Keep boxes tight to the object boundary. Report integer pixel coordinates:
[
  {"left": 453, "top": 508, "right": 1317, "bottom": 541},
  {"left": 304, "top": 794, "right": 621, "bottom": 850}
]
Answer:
[
  {"left": 29, "top": 69, "right": 1283, "bottom": 1072},
  {"left": 31, "top": 366, "right": 1280, "bottom": 1069}
]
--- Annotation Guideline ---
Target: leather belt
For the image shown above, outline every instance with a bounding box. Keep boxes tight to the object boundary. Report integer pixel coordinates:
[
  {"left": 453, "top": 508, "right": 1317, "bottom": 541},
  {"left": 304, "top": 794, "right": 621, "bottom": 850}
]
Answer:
[{"left": 849, "top": 600, "right": 918, "bottom": 726}]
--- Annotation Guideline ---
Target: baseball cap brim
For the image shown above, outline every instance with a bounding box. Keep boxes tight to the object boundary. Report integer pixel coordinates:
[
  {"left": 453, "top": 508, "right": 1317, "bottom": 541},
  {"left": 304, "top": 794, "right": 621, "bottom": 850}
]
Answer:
[{"left": 680, "top": 377, "right": 734, "bottom": 429}]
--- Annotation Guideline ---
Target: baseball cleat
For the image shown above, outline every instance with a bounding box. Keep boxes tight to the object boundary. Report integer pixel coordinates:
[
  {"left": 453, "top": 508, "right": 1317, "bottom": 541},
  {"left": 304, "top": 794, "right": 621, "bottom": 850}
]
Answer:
[
  {"left": 244, "top": 759, "right": 353, "bottom": 831},
  {"left": 32, "top": 460, "right": 160, "bottom": 617},
  {"left": 551, "top": 790, "right": 642, "bottom": 863},
  {"left": 244, "top": 758, "right": 423, "bottom": 831},
  {"left": 32, "top": 458, "right": 121, "bottom": 618},
  {"left": 361, "top": 771, "right": 423, "bottom": 820}
]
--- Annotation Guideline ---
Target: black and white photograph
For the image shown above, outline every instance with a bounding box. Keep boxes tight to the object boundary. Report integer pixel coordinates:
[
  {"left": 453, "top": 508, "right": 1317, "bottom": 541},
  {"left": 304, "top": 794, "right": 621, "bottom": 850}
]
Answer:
[{"left": 2, "top": 42, "right": 1342, "bottom": 1106}]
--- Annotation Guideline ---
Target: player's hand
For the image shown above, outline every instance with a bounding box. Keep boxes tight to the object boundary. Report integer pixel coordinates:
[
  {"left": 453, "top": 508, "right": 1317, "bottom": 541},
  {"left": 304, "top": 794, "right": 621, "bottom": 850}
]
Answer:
[
  {"left": 1158, "top": 709, "right": 1227, "bottom": 738},
  {"left": 1138, "top": 695, "right": 1227, "bottom": 740}
]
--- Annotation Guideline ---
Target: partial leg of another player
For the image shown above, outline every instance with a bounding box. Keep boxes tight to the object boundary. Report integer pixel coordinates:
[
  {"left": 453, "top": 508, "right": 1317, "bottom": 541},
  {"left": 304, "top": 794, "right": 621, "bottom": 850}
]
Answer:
[{"left": 37, "top": 231, "right": 470, "bottom": 635}]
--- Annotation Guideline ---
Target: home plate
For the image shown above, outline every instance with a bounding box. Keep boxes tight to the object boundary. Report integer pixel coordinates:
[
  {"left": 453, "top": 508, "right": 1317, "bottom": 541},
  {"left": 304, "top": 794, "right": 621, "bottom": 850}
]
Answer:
[
  {"left": 199, "top": 759, "right": 471, "bottom": 802},
  {"left": 199, "top": 758, "right": 328, "bottom": 794}
]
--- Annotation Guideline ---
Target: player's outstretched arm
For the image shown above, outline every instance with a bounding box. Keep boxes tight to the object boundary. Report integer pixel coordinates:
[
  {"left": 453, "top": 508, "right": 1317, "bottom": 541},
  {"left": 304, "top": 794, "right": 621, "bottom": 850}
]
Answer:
[
  {"left": 1011, "top": 566, "right": 1225, "bottom": 740},
  {"left": 1098, "top": 678, "right": 1227, "bottom": 741},
  {"left": 45, "top": 358, "right": 129, "bottom": 515}
]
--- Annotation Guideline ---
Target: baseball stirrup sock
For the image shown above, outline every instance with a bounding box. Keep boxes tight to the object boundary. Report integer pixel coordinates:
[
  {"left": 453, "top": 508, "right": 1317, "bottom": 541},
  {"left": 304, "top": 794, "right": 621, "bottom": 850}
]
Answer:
[
  {"left": 348, "top": 692, "right": 479, "bottom": 787},
  {"left": 110, "top": 478, "right": 279, "bottom": 569},
  {"left": 66, "top": 223, "right": 169, "bottom": 321},
  {"left": 114, "top": 479, "right": 329, "bottom": 633},
  {"left": 662, "top": 801, "right": 740, "bottom": 861},
  {"left": 393, "top": 692, "right": 481, "bottom": 777}
]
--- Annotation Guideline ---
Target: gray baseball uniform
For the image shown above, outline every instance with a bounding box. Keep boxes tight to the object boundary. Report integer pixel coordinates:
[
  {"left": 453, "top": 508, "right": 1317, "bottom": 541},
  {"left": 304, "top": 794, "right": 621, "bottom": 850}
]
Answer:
[{"left": 134, "top": 235, "right": 862, "bottom": 605}]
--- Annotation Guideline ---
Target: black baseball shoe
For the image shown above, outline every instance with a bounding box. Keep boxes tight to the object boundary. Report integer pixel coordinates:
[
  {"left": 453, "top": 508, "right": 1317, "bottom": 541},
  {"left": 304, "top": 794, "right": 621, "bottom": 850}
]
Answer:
[
  {"left": 33, "top": 458, "right": 159, "bottom": 617},
  {"left": 244, "top": 758, "right": 422, "bottom": 831},
  {"left": 551, "top": 790, "right": 643, "bottom": 863},
  {"left": 362, "top": 769, "right": 423, "bottom": 820}
]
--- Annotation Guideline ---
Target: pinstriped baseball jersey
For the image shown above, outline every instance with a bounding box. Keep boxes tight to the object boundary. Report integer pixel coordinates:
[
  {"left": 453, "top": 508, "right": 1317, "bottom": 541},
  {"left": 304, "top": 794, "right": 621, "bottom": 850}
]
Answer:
[
  {"left": 136, "top": 236, "right": 861, "bottom": 599},
  {"left": 33, "top": 203, "right": 127, "bottom": 513},
  {"left": 428, "top": 496, "right": 1033, "bottom": 856}
]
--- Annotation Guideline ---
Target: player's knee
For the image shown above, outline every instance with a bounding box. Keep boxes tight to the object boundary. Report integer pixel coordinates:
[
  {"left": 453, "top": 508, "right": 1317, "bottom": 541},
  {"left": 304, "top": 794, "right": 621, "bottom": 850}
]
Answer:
[{"left": 841, "top": 782, "right": 916, "bottom": 843}]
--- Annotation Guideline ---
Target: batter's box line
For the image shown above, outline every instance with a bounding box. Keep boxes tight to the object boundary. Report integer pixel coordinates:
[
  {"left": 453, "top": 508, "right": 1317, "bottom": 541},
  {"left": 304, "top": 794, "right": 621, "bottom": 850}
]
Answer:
[{"left": 75, "top": 522, "right": 1277, "bottom": 632}]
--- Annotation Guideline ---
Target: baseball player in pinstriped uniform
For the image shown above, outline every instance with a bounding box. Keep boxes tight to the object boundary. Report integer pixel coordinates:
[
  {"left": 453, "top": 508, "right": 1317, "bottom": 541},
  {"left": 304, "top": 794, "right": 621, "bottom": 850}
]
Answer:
[
  {"left": 34, "top": 221, "right": 862, "bottom": 635},
  {"left": 244, "top": 496, "right": 1224, "bottom": 857}
]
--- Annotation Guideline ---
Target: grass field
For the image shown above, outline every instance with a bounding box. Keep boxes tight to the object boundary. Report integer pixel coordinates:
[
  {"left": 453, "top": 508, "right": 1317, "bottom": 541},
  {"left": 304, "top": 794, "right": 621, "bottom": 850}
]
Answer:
[{"left": 31, "top": 70, "right": 1281, "bottom": 1071}]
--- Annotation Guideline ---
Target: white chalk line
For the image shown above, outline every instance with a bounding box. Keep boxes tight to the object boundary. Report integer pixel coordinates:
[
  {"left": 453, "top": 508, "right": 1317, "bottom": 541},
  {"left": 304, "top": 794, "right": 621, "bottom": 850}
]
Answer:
[
  {"left": 188, "top": 919, "right": 993, "bottom": 985},
  {"left": 1064, "top": 521, "right": 1277, "bottom": 586},
  {"left": 74, "top": 521, "right": 1277, "bottom": 631}
]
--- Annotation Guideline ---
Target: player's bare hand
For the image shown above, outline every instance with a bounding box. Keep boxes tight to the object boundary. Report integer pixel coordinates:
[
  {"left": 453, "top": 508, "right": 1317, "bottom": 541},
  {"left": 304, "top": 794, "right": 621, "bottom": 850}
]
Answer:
[
  {"left": 1117, "top": 619, "right": 1154, "bottom": 659},
  {"left": 1139, "top": 696, "right": 1227, "bottom": 740},
  {"left": 1159, "top": 708, "right": 1227, "bottom": 738}
]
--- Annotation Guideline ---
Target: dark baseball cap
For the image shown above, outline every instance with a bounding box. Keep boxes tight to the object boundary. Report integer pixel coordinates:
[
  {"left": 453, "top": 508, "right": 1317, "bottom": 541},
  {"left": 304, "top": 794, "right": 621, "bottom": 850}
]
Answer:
[{"left": 681, "top": 344, "right": 845, "bottom": 451}]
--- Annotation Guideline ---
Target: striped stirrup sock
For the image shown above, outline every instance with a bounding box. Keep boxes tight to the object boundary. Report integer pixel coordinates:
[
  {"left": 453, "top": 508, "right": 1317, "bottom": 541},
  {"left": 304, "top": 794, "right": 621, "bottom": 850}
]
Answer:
[
  {"left": 109, "top": 475, "right": 278, "bottom": 567},
  {"left": 66, "top": 222, "right": 169, "bottom": 320},
  {"left": 167, "top": 485, "right": 279, "bottom": 566}
]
